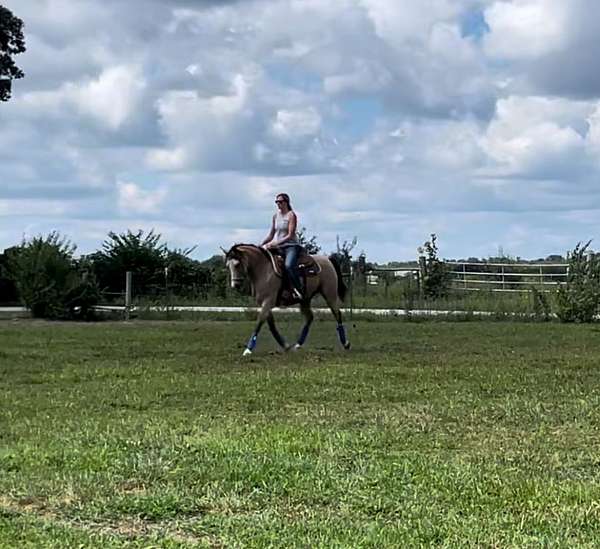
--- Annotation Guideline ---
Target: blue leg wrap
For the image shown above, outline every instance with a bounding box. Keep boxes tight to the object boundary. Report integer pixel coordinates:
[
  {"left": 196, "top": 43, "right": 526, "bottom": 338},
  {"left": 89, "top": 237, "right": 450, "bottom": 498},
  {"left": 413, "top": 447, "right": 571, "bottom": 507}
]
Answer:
[
  {"left": 336, "top": 324, "right": 347, "bottom": 347},
  {"left": 247, "top": 333, "right": 258, "bottom": 351},
  {"left": 298, "top": 324, "right": 311, "bottom": 346}
]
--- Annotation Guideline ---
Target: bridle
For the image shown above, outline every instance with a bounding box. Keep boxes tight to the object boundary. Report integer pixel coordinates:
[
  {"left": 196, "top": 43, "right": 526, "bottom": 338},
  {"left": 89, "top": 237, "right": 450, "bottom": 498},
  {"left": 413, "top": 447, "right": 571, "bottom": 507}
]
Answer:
[{"left": 223, "top": 245, "right": 247, "bottom": 285}]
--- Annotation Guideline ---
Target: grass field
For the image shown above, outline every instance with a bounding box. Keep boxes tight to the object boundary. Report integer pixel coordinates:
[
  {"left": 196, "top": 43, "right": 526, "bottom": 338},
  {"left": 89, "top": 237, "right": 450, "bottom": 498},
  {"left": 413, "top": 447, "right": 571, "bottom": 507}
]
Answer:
[{"left": 2, "top": 319, "right": 600, "bottom": 547}]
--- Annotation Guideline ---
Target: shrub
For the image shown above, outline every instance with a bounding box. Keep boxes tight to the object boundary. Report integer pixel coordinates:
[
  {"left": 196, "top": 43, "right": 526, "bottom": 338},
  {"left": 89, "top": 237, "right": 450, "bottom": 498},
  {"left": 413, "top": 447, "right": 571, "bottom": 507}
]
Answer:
[
  {"left": 6, "top": 232, "right": 99, "bottom": 319},
  {"left": 418, "top": 234, "right": 451, "bottom": 299},
  {"left": 530, "top": 287, "right": 551, "bottom": 321},
  {"left": 556, "top": 241, "right": 600, "bottom": 323}
]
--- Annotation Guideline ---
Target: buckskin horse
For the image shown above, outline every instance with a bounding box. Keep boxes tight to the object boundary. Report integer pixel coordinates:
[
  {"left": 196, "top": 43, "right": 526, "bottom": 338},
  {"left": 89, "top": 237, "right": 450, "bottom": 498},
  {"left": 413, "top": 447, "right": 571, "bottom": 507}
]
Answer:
[{"left": 223, "top": 244, "right": 351, "bottom": 356}]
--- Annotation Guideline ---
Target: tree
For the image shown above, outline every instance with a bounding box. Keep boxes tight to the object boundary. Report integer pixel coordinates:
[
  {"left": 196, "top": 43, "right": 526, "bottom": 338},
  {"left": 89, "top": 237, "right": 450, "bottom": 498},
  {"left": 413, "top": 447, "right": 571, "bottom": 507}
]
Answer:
[
  {"left": 89, "top": 229, "right": 168, "bottom": 296},
  {"left": 0, "top": 6, "right": 26, "bottom": 102},
  {"left": 335, "top": 235, "right": 358, "bottom": 273},
  {"left": 297, "top": 227, "right": 321, "bottom": 254},
  {"left": 5, "top": 232, "right": 99, "bottom": 319},
  {"left": 164, "top": 247, "right": 214, "bottom": 298},
  {"left": 556, "top": 241, "right": 600, "bottom": 323},
  {"left": 418, "top": 233, "right": 451, "bottom": 299},
  {"left": 0, "top": 246, "right": 19, "bottom": 303}
]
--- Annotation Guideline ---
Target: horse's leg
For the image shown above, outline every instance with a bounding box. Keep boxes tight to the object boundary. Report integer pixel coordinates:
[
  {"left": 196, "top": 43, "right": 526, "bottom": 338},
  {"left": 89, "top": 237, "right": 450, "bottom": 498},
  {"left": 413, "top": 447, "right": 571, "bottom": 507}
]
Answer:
[
  {"left": 243, "top": 302, "right": 274, "bottom": 356},
  {"left": 323, "top": 289, "right": 351, "bottom": 350},
  {"left": 267, "top": 312, "right": 290, "bottom": 351},
  {"left": 294, "top": 301, "right": 314, "bottom": 350}
]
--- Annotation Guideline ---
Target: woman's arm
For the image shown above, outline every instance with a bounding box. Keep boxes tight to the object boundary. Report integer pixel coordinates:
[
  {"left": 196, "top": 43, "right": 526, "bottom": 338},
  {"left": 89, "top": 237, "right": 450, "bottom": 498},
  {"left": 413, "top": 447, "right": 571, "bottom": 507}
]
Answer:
[{"left": 260, "top": 215, "right": 276, "bottom": 246}]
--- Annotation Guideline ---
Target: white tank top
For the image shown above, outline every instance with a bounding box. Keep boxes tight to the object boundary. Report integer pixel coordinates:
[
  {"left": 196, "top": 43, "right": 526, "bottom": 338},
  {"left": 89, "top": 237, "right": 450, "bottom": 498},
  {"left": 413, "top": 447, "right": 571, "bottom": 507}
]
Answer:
[{"left": 274, "top": 211, "right": 298, "bottom": 245}]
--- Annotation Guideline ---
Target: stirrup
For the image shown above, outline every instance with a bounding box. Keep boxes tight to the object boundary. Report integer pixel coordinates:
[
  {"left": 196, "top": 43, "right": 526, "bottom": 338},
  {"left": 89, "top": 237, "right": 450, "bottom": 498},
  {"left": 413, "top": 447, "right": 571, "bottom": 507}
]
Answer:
[{"left": 292, "top": 288, "right": 303, "bottom": 300}]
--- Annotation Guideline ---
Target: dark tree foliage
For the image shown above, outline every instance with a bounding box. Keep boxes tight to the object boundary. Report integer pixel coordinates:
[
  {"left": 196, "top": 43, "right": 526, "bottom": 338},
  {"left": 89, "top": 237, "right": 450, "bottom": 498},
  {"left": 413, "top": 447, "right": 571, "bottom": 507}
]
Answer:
[
  {"left": 88, "top": 230, "right": 220, "bottom": 299},
  {"left": 200, "top": 254, "right": 230, "bottom": 298},
  {"left": 5, "top": 232, "right": 100, "bottom": 319},
  {"left": 88, "top": 229, "right": 168, "bottom": 296},
  {"left": 556, "top": 240, "right": 600, "bottom": 323},
  {"left": 0, "top": 246, "right": 19, "bottom": 303},
  {"left": 165, "top": 248, "right": 214, "bottom": 298},
  {"left": 418, "top": 233, "right": 451, "bottom": 299},
  {"left": 0, "top": 5, "right": 26, "bottom": 102},
  {"left": 334, "top": 235, "right": 357, "bottom": 273},
  {"left": 297, "top": 227, "right": 321, "bottom": 254}
]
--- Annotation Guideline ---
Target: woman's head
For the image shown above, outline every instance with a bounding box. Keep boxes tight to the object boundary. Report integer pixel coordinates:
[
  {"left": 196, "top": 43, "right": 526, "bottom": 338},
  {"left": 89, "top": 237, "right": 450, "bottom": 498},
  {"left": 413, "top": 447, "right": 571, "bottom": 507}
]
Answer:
[{"left": 275, "top": 193, "right": 292, "bottom": 211}]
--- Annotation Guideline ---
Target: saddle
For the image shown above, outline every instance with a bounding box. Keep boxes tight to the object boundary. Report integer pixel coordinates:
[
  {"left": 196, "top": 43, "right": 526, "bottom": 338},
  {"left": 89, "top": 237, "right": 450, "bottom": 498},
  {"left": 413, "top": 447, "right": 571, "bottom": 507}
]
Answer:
[
  {"left": 268, "top": 249, "right": 320, "bottom": 277},
  {"left": 265, "top": 248, "right": 321, "bottom": 306}
]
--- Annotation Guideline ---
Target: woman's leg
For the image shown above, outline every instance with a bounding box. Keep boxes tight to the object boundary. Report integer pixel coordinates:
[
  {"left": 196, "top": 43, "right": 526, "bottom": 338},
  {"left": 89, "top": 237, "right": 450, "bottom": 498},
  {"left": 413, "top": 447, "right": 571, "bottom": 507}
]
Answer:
[{"left": 284, "top": 245, "right": 303, "bottom": 297}]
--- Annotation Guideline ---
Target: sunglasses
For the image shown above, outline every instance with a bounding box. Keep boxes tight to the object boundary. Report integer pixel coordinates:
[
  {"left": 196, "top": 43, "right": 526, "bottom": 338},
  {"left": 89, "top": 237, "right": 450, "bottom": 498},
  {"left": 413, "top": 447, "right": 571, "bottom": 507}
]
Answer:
[{"left": 275, "top": 199, "right": 285, "bottom": 204}]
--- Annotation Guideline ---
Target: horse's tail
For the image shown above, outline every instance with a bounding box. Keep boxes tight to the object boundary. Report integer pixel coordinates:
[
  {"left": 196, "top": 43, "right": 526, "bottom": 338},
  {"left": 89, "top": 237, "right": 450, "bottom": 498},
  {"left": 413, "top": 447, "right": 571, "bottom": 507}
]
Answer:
[{"left": 328, "top": 254, "right": 347, "bottom": 302}]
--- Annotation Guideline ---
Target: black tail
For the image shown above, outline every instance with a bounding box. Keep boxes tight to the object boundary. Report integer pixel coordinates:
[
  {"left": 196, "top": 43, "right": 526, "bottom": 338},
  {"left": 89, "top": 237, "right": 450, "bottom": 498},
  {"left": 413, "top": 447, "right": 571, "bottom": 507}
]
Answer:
[{"left": 329, "top": 254, "right": 347, "bottom": 302}]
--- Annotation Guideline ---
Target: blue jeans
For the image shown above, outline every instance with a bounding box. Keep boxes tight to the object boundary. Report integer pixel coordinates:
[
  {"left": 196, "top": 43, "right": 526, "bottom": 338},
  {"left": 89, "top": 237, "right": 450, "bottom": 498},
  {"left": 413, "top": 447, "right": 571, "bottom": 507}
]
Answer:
[{"left": 281, "top": 245, "right": 303, "bottom": 293}]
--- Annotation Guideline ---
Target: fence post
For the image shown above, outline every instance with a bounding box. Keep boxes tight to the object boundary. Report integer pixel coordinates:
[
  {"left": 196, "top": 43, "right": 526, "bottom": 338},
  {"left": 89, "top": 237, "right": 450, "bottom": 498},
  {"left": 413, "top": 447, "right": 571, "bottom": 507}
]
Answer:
[
  {"left": 349, "top": 264, "right": 353, "bottom": 320},
  {"left": 462, "top": 263, "right": 467, "bottom": 289},
  {"left": 501, "top": 265, "right": 505, "bottom": 290},
  {"left": 125, "top": 271, "right": 132, "bottom": 320},
  {"left": 418, "top": 255, "right": 426, "bottom": 292}
]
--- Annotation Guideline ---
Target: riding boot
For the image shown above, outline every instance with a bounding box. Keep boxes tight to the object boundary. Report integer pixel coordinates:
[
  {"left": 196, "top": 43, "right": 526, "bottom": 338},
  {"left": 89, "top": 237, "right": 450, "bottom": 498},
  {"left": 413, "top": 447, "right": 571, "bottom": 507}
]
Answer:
[{"left": 291, "top": 275, "right": 304, "bottom": 300}]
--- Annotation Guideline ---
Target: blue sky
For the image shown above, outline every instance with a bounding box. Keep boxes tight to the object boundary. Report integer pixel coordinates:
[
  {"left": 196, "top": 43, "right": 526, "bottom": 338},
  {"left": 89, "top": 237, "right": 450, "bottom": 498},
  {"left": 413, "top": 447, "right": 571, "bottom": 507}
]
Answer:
[{"left": 3, "top": 0, "right": 600, "bottom": 263}]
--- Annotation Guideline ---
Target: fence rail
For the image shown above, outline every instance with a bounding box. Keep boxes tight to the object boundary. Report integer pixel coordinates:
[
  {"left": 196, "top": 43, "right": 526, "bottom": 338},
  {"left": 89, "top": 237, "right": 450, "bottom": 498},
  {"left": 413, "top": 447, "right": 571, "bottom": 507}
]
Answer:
[{"left": 446, "top": 261, "right": 569, "bottom": 293}]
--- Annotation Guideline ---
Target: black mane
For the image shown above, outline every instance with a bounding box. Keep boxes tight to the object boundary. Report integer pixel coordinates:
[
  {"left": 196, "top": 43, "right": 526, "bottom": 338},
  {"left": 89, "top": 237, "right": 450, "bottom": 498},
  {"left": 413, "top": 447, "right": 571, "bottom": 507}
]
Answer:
[{"left": 226, "top": 243, "right": 269, "bottom": 259}]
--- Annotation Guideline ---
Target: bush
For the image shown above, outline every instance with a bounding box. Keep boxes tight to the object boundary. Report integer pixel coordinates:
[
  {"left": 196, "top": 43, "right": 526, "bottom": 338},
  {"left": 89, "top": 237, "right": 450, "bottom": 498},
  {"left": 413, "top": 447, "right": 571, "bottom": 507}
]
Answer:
[
  {"left": 530, "top": 287, "right": 551, "bottom": 321},
  {"left": 6, "top": 232, "right": 100, "bottom": 319},
  {"left": 556, "top": 241, "right": 600, "bottom": 323},
  {"left": 418, "top": 234, "right": 451, "bottom": 299}
]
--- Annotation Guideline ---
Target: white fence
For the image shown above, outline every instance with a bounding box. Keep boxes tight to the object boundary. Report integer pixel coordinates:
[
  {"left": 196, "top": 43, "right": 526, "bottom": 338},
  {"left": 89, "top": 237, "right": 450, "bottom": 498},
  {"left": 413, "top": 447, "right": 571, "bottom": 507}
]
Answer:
[
  {"left": 446, "top": 261, "right": 568, "bottom": 293},
  {"left": 365, "top": 267, "right": 420, "bottom": 286}
]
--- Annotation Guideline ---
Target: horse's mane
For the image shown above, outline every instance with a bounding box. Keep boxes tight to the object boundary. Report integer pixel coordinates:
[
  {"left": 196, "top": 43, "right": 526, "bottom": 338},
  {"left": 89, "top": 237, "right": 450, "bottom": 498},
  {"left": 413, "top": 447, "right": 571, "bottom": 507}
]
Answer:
[{"left": 228, "top": 243, "right": 270, "bottom": 259}]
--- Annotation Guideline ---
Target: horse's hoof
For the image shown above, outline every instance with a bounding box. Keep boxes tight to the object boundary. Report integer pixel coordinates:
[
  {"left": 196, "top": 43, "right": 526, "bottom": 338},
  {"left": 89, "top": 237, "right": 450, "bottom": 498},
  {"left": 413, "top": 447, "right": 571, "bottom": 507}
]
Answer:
[
  {"left": 344, "top": 342, "right": 351, "bottom": 351},
  {"left": 242, "top": 348, "right": 253, "bottom": 357},
  {"left": 293, "top": 343, "right": 302, "bottom": 352}
]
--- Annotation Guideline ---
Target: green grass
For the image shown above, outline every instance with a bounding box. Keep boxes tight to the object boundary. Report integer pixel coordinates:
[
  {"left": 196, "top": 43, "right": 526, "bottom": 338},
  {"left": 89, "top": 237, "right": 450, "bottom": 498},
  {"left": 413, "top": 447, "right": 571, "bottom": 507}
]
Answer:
[{"left": 2, "top": 319, "right": 600, "bottom": 547}]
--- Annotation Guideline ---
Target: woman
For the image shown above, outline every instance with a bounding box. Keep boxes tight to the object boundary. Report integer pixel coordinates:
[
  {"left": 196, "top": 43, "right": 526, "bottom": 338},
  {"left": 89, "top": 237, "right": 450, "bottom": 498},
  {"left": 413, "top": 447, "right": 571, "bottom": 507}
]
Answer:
[{"left": 260, "top": 193, "right": 304, "bottom": 299}]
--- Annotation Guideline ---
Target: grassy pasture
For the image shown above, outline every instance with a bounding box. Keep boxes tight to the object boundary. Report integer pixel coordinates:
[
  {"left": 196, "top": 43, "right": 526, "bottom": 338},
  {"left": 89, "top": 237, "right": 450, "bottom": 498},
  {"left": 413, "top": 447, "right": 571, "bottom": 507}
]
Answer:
[{"left": 2, "top": 319, "right": 600, "bottom": 547}]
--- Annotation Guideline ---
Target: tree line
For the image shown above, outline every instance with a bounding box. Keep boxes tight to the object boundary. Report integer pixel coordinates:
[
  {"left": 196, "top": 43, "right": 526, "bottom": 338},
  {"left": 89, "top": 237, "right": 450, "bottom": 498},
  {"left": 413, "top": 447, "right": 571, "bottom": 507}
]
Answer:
[
  {"left": 0, "top": 230, "right": 233, "bottom": 319},
  {"left": 0, "top": 228, "right": 358, "bottom": 319}
]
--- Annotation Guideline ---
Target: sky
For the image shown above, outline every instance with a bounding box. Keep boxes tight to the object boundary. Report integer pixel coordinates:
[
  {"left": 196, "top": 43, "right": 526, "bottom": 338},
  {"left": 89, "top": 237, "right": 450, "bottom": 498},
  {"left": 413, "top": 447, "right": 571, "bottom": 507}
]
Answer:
[{"left": 2, "top": 0, "right": 600, "bottom": 263}]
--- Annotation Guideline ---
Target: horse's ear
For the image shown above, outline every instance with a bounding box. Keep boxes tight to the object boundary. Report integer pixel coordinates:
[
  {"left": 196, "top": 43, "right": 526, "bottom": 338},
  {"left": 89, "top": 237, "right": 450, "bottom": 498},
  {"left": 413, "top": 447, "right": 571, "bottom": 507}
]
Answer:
[{"left": 220, "top": 246, "right": 228, "bottom": 255}]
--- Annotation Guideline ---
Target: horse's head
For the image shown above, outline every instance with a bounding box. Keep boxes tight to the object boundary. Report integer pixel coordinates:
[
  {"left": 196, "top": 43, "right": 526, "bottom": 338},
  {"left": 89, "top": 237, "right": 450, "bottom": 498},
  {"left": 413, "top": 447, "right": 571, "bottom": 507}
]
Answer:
[{"left": 223, "top": 244, "right": 247, "bottom": 289}]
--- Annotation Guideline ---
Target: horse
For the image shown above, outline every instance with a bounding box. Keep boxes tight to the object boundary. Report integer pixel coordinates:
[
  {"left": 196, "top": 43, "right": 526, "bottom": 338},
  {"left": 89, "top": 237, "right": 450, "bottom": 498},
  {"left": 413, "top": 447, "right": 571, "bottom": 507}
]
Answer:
[{"left": 223, "top": 244, "right": 351, "bottom": 356}]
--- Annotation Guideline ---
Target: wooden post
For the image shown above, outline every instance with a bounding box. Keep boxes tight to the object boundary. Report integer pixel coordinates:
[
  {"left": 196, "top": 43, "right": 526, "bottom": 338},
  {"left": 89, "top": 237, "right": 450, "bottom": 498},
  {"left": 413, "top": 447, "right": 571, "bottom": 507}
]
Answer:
[
  {"left": 349, "top": 264, "right": 354, "bottom": 320},
  {"left": 463, "top": 263, "right": 467, "bottom": 289},
  {"left": 501, "top": 265, "right": 505, "bottom": 290},
  {"left": 125, "top": 271, "right": 132, "bottom": 320}
]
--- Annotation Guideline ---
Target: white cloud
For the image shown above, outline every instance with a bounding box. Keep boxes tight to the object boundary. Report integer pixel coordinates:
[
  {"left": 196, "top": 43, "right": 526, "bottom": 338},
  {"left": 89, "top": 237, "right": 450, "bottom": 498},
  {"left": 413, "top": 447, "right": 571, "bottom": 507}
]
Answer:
[
  {"left": 4, "top": 0, "right": 600, "bottom": 261},
  {"left": 270, "top": 108, "right": 322, "bottom": 140},
  {"left": 13, "top": 65, "right": 146, "bottom": 131},
  {"left": 484, "top": 0, "right": 568, "bottom": 60},
  {"left": 117, "top": 181, "right": 168, "bottom": 214},
  {"left": 69, "top": 66, "right": 147, "bottom": 130},
  {"left": 481, "top": 96, "right": 593, "bottom": 179}
]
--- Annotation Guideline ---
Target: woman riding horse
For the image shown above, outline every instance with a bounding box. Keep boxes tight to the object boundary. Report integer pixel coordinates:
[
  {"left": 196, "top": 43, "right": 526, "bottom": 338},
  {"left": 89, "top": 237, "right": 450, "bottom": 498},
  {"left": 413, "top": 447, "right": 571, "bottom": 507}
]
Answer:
[
  {"left": 260, "top": 193, "right": 304, "bottom": 300},
  {"left": 224, "top": 196, "right": 351, "bottom": 355}
]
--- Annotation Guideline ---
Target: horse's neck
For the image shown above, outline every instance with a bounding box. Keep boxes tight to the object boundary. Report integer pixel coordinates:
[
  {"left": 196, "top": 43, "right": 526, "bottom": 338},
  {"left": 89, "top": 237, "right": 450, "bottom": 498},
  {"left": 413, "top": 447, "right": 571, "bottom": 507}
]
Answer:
[{"left": 242, "top": 247, "right": 270, "bottom": 278}]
